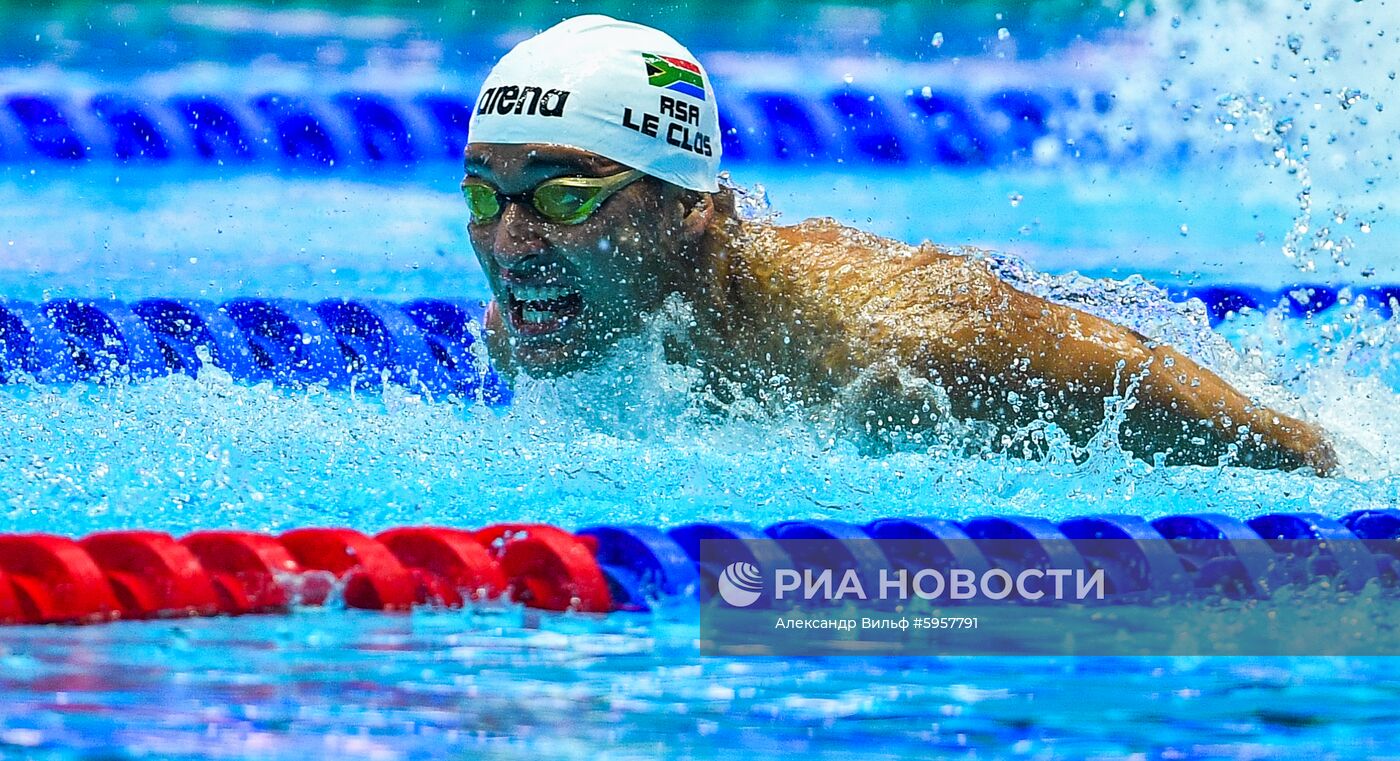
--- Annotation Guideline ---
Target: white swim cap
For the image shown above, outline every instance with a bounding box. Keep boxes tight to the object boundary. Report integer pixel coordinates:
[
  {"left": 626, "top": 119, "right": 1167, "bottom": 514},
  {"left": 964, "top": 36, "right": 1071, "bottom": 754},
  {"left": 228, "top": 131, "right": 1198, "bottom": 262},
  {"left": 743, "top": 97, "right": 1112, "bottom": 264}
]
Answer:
[{"left": 467, "top": 15, "right": 722, "bottom": 193}]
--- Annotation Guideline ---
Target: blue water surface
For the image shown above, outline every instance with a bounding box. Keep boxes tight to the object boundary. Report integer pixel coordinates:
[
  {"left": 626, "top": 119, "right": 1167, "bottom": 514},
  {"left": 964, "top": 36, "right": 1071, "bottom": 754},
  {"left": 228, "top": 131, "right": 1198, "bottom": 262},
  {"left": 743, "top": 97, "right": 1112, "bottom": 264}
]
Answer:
[
  {"left": 0, "top": 162, "right": 1397, "bottom": 761},
  {"left": 1, "top": 613, "right": 1398, "bottom": 760},
  {"left": 3, "top": 0, "right": 1400, "bottom": 757}
]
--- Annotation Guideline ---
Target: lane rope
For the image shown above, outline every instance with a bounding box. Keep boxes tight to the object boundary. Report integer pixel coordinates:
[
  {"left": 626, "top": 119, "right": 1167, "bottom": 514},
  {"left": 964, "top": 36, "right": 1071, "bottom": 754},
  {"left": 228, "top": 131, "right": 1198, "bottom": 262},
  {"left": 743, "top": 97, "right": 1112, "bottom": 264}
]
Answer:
[
  {"left": 3, "top": 87, "right": 1126, "bottom": 168},
  {"left": 0, "top": 510, "right": 1394, "bottom": 624}
]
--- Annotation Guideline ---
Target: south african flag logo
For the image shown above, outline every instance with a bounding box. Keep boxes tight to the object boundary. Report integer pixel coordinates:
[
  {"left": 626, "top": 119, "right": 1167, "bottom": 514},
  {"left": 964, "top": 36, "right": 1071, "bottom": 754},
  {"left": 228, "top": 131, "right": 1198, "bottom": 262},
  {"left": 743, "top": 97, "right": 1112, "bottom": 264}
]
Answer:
[{"left": 643, "top": 53, "right": 706, "bottom": 101}]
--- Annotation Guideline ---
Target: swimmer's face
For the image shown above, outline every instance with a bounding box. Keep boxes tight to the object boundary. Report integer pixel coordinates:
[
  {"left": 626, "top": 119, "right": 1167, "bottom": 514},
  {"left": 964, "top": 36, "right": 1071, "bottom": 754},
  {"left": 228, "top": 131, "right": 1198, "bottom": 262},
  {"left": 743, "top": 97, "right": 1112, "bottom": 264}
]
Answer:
[{"left": 463, "top": 144, "right": 699, "bottom": 376}]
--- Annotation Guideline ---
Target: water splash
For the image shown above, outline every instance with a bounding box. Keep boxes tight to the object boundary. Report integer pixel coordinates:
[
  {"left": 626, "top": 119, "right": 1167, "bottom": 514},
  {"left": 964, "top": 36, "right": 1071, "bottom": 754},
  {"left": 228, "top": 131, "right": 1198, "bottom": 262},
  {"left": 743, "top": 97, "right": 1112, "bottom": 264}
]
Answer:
[
  {"left": 0, "top": 280, "right": 1392, "bottom": 539},
  {"left": 1, "top": 1, "right": 1397, "bottom": 538},
  {"left": 1122, "top": 0, "right": 1398, "bottom": 276}
]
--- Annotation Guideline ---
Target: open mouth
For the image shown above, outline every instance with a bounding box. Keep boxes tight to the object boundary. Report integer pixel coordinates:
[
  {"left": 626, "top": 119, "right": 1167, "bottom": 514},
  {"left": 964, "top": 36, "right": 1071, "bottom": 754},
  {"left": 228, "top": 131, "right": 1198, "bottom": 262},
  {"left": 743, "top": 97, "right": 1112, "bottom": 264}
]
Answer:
[{"left": 505, "top": 283, "right": 584, "bottom": 336}]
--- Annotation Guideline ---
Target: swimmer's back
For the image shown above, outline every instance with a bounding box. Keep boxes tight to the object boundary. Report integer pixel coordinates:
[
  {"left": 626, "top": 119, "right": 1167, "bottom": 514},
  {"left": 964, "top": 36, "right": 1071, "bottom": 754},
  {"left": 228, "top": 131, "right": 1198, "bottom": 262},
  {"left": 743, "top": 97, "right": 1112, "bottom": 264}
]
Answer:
[{"left": 718, "top": 218, "right": 1018, "bottom": 389}]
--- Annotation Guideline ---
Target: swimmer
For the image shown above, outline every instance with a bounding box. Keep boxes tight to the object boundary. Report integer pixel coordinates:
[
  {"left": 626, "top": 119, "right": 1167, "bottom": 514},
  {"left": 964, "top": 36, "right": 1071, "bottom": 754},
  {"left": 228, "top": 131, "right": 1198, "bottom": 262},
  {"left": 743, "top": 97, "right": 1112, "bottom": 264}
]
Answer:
[{"left": 462, "top": 15, "right": 1336, "bottom": 475}]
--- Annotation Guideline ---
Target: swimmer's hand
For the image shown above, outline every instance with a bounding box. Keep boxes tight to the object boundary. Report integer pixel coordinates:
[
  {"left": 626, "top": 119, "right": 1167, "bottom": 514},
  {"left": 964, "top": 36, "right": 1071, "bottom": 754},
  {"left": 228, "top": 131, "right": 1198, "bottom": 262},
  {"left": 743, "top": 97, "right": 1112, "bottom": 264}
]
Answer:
[
  {"left": 1008, "top": 317, "right": 1341, "bottom": 476},
  {"left": 1246, "top": 413, "right": 1337, "bottom": 476},
  {"left": 980, "top": 298, "right": 1340, "bottom": 477},
  {"left": 1106, "top": 343, "right": 1338, "bottom": 477}
]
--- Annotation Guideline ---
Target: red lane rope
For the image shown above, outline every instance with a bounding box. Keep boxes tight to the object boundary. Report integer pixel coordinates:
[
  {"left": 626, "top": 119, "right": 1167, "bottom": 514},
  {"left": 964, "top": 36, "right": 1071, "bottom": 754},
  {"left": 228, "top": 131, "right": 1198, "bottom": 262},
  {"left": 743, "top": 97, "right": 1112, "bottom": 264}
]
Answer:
[{"left": 0, "top": 525, "right": 613, "bottom": 625}]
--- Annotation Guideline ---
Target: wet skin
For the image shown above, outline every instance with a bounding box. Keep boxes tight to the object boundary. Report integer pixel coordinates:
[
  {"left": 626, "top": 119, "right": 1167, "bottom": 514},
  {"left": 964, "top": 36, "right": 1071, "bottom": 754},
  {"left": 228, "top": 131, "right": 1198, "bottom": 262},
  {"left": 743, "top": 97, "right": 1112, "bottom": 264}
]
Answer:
[{"left": 464, "top": 143, "right": 1337, "bottom": 474}]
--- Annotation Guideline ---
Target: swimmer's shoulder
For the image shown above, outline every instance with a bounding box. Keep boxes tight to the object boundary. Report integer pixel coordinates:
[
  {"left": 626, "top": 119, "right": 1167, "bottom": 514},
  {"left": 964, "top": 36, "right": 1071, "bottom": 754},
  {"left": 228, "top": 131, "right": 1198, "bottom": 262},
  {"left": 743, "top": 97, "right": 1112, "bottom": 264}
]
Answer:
[
  {"left": 763, "top": 217, "right": 909, "bottom": 254},
  {"left": 718, "top": 219, "right": 1010, "bottom": 339},
  {"left": 736, "top": 217, "right": 990, "bottom": 288},
  {"left": 750, "top": 218, "right": 964, "bottom": 264}
]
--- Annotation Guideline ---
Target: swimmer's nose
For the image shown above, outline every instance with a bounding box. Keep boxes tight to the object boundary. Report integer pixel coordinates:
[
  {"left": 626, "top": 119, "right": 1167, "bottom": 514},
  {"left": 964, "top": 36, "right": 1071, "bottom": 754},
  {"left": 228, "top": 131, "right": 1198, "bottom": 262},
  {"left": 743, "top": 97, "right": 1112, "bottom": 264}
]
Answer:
[{"left": 491, "top": 202, "right": 547, "bottom": 265}]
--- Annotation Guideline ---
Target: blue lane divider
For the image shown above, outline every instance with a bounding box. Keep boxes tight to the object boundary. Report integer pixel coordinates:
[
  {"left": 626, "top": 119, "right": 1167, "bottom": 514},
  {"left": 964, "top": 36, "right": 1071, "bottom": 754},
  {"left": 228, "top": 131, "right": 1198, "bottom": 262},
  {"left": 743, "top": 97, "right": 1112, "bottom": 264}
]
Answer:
[
  {"left": 1247, "top": 512, "right": 1379, "bottom": 592},
  {"left": 0, "top": 286, "right": 1389, "bottom": 392},
  {"left": 332, "top": 93, "right": 424, "bottom": 165},
  {"left": 961, "top": 516, "right": 1101, "bottom": 598},
  {"left": 19, "top": 85, "right": 1400, "bottom": 178},
  {"left": 169, "top": 95, "right": 260, "bottom": 162},
  {"left": 222, "top": 298, "right": 349, "bottom": 386},
  {"left": 251, "top": 94, "right": 348, "bottom": 167},
  {"left": 1341, "top": 509, "right": 1400, "bottom": 543},
  {"left": 765, "top": 520, "right": 894, "bottom": 572},
  {"left": 1058, "top": 515, "right": 1193, "bottom": 596},
  {"left": 43, "top": 298, "right": 167, "bottom": 382},
  {"left": 573, "top": 509, "right": 1400, "bottom": 608},
  {"left": 396, "top": 299, "right": 509, "bottom": 404},
  {"left": 668, "top": 521, "right": 796, "bottom": 609},
  {"left": 863, "top": 518, "right": 992, "bottom": 578},
  {"left": 577, "top": 525, "right": 700, "bottom": 611},
  {"left": 0, "top": 84, "right": 1148, "bottom": 168},
  {"left": 316, "top": 299, "right": 449, "bottom": 392},
  {"left": 0, "top": 300, "right": 81, "bottom": 383},
  {"left": 765, "top": 520, "right": 897, "bottom": 607},
  {"left": 1151, "top": 514, "right": 1283, "bottom": 599},
  {"left": 1340, "top": 510, "right": 1400, "bottom": 580},
  {"left": 90, "top": 94, "right": 175, "bottom": 161},
  {"left": 963, "top": 516, "right": 1091, "bottom": 573},
  {"left": 0, "top": 297, "right": 507, "bottom": 401},
  {"left": 131, "top": 299, "right": 260, "bottom": 379},
  {"left": 1170, "top": 285, "right": 1400, "bottom": 324},
  {"left": 6, "top": 94, "right": 90, "bottom": 161}
]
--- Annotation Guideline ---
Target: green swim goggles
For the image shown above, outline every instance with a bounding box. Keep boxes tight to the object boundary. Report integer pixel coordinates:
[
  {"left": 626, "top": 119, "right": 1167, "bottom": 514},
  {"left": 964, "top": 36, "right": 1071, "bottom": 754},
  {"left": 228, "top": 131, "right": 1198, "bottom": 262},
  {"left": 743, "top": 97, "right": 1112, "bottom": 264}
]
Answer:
[{"left": 461, "top": 168, "right": 646, "bottom": 226}]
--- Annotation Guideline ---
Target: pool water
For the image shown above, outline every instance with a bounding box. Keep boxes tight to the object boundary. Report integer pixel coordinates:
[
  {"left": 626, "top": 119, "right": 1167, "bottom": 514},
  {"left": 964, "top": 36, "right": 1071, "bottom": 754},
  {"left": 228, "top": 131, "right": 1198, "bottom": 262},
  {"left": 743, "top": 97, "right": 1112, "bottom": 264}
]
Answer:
[
  {"left": 3, "top": 613, "right": 1400, "bottom": 760},
  {"left": 2, "top": 160, "right": 1396, "bottom": 537},
  {"left": 2, "top": 0, "right": 1400, "bottom": 757}
]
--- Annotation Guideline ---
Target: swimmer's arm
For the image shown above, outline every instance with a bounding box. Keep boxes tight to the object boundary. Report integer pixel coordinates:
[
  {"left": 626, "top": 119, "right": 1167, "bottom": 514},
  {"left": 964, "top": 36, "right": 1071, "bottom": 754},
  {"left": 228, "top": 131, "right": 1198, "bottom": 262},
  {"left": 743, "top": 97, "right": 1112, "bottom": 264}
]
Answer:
[
  {"left": 896, "top": 283, "right": 1332, "bottom": 472},
  {"left": 761, "top": 225, "right": 1332, "bottom": 473},
  {"left": 960, "top": 292, "right": 1337, "bottom": 474}
]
